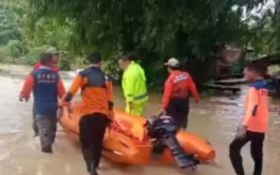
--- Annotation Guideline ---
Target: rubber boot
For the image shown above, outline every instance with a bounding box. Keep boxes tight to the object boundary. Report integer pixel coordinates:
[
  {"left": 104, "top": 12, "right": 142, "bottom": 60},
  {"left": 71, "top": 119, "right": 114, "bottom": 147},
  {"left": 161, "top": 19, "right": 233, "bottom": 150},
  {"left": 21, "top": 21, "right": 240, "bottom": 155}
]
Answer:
[
  {"left": 42, "top": 145, "right": 53, "bottom": 153},
  {"left": 89, "top": 164, "right": 98, "bottom": 175},
  {"left": 40, "top": 133, "right": 53, "bottom": 154}
]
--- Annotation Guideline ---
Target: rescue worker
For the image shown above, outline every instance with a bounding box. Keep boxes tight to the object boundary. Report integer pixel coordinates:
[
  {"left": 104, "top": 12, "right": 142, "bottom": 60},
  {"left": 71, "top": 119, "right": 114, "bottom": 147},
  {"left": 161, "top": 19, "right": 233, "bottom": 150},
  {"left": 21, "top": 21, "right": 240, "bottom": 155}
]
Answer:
[
  {"left": 19, "top": 53, "right": 65, "bottom": 153},
  {"left": 229, "top": 63, "right": 270, "bottom": 175},
  {"left": 158, "top": 58, "right": 200, "bottom": 129},
  {"left": 119, "top": 54, "right": 148, "bottom": 116},
  {"left": 62, "top": 52, "right": 113, "bottom": 175},
  {"left": 32, "top": 47, "right": 60, "bottom": 136}
]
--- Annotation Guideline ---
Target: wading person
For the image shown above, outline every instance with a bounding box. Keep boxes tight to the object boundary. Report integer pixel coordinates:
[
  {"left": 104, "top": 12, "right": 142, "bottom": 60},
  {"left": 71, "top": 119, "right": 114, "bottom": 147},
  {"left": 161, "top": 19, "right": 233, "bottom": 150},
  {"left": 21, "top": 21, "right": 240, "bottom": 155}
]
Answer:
[
  {"left": 229, "top": 63, "right": 270, "bottom": 175},
  {"left": 20, "top": 53, "right": 65, "bottom": 153},
  {"left": 158, "top": 58, "right": 200, "bottom": 129},
  {"left": 119, "top": 54, "right": 148, "bottom": 116},
  {"left": 32, "top": 47, "right": 60, "bottom": 136},
  {"left": 62, "top": 52, "right": 113, "bottom": 175}
]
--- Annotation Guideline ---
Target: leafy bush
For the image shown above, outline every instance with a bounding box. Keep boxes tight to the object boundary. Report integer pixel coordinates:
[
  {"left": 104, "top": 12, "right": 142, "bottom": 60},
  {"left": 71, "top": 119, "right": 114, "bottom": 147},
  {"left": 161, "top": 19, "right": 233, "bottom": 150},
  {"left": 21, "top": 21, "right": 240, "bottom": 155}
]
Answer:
[
  {"left": 7, "top": 39, "right": 22, "bottom": 58},
  {"left": 25, "top": 46, "right": 48, "bottom": 65},
  {"left": 0, "top": 45, "right": 10, "bottom": 62}
]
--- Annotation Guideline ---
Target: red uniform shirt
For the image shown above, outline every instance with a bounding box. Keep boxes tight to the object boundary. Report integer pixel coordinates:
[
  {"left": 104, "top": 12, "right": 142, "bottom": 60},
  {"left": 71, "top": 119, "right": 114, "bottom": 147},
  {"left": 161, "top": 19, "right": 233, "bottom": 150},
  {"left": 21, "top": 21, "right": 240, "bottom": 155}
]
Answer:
[
  {"left": 162, "top": 70, "right": 200, "bottom": 109},
  {"left": 34, "top": 63, "right": 60, "bottom": 73}
]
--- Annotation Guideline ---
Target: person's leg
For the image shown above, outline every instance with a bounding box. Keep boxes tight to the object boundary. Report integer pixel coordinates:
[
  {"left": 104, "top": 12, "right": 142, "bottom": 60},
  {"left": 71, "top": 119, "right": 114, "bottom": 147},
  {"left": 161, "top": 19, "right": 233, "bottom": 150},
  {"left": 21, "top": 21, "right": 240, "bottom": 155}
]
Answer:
[
  {"left": 79, "top": 115, "right": 94, "bottom": 173},
  {"left": 132, "top": 102, "right": 146, "bottom": 116},
  {"left": 91, "top": 114, "right": 109, "bottom": 169},
  {"left": 36, "top": 116, "right": 53, "bottom": 153},
  {"left": 33, "top": 104, "right": 39, "bottom": 137},
  {"left": 50, "top": 116, "right": 58, "bottom": 144},
  {"left": 125, "top": 102, "right": 131, "bottom": 114},
  {"left": 167, "top": 98, "right": 189, "bottom": 129},
  {"left": 180, "top": 99, "right": 189, "bottom": 129},
  {"left": 229, "top": 135, "right": 250, "bottom": 175},
  {"left": 166, "top": 99, "right": 177, "bottom": 119},
  {"left": 248, "top": 131, "right": 265, "bottom": 175},
  {"left": 182, "top": 107, "right": 189, "bottom": 129}
]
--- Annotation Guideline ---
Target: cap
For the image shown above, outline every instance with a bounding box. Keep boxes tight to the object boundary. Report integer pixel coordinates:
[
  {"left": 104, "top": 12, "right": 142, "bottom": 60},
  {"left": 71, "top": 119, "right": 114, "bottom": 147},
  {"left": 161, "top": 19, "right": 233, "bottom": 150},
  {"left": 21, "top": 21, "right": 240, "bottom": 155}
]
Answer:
[
  {"left": 164, "top": 57, "right": 180, "bottom": 67},
  {"left": 46, "top": 47, "right": 59, "bottom": 55}
]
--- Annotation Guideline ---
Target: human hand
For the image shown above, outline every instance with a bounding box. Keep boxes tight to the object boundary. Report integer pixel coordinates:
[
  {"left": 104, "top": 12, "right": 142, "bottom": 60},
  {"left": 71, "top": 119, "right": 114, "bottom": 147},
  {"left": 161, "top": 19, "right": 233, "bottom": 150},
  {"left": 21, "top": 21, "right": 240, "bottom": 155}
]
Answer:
[
  {"left": 108, "top": 110, "right": 114, "bottom": 120},
  {"left": 235, "top": 125, "right": 247, "bottom": 140},
  {"left": 60, "top": 100, "right": 70, "bottom": 107},
  {"left": 19, "top": 96, "right": 29, "bottom": 102},
  {"left": 156, "top": 108, "right": 166, "bottom": 117}
]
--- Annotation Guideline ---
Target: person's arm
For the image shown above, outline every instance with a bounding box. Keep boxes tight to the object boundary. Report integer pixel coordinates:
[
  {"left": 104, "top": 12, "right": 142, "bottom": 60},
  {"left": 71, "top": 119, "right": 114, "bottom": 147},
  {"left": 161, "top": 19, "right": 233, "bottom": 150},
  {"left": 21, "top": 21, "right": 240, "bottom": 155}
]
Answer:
[
  {"left": 243, "top": 87, "right": 259, "bottom": 126},
  {"left": 57, "top": 79, "right": 66, "bottom": 99},
  {"left": 20, "top": 74, "right": 34, "bottom": 101},
  {"left": 106, "top": 80, "right": 114, "bottom": 103},
  {"left": 106, "top": 78, "right": 114, "bottom": 119},
  {"left": 63, "top": 74, "right": 84, "bottom": 102},
  {"left": 188, "top": 75, "right": 200, "bottom": 103},
  {"left": 161, "top": 77, "right": 173, "bottom": 110},
  {"left": 106, "top": 77, "right": 114, "bottom": 107}
]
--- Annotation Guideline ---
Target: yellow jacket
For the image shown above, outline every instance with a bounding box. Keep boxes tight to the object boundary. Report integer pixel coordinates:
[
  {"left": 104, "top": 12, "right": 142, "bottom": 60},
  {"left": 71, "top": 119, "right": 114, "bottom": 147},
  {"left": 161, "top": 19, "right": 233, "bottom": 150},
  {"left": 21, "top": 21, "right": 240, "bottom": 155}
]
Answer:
[{"left": 122, "top": 61, "right": 148, "bottom": 104}]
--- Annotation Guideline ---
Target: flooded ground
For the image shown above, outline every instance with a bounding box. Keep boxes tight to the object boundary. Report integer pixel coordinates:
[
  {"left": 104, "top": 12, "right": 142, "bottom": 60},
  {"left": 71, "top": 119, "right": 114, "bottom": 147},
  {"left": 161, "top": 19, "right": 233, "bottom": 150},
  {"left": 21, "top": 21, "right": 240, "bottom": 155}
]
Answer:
[{"left": 0, "top": 65, "right": 280, "bottom": 175}]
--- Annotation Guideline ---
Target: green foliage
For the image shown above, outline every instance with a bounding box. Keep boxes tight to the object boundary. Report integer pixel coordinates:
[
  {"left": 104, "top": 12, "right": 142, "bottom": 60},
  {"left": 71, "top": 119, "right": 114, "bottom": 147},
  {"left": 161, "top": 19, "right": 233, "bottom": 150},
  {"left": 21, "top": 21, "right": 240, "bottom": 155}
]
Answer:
[
  {"left": 28, "top": 0, "right": 270, "bottom": 86},
  {"left": 59, "top": 52, "right": 73, "bottom": 70},
  {"left": 0, "top": 45, "right": 11, "bottom": 62},
  {"left": 2, "top": 0, "right": 280, "bottom": 88},
  {"left": 7, "top": 40, "right": 23, "bottom": 58},
  {"left": 0, "top": 5, "right": 21, "bottom": 45},
  {"left": 30, "top": 0, "right": 267, "bottom": 59},
  {"left": 245, "top": 1, "right": 280, "bottom": 57},
  {"left": 25, "top": 46, "right": 46, "bottom": 65}
]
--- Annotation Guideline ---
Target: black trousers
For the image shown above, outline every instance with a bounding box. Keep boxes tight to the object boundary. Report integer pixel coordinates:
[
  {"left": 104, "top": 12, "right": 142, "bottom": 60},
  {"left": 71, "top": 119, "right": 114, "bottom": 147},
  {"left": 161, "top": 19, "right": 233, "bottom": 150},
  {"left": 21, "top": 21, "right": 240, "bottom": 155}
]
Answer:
[
  {"left": 79, "top": 113, "right": 110, "bottom": 172},
  {"left": 166, "top": 98, "right": 189, "bottom": 129},
  {"left": 229, "top": 131, "right": 265, "bottom": 175}
]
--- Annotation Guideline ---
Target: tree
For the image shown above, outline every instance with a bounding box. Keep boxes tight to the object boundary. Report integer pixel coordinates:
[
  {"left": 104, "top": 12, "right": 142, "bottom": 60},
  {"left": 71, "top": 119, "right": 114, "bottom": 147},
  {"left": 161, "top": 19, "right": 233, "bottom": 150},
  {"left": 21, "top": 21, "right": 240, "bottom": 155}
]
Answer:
[
  {"left": 27, "top": 0, "right": 270, "bottom": 85},
  {"left": 0, "top": 5, "right": 21, "bottom": 45}
]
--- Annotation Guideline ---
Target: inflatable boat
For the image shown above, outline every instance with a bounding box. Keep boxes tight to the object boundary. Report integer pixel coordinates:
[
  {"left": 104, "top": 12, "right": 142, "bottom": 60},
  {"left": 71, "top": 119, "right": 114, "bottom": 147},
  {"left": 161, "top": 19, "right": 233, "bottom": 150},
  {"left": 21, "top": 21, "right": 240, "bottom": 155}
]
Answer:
[{"left": 59, "top": 103, "right": 215, "bottom": 166}]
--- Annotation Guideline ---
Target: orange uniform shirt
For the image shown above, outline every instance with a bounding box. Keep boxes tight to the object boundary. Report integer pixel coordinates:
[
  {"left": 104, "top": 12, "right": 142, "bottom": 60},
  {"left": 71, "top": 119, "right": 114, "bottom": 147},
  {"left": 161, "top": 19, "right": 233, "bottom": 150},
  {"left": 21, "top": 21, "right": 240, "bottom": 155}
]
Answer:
[
  {"left": 66, "top": 67, "right": 113, "bottom": 117},
  {"left": 243, "top": 80, "right": 269, "bottom": 133}
]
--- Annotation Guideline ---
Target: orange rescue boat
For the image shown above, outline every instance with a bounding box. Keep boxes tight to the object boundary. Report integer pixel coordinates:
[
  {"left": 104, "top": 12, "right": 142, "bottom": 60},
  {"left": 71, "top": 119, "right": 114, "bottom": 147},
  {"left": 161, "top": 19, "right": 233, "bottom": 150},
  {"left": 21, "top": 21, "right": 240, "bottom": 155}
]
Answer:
[{"left": 59, "top": 103, "right": 215, "bottom": 165}]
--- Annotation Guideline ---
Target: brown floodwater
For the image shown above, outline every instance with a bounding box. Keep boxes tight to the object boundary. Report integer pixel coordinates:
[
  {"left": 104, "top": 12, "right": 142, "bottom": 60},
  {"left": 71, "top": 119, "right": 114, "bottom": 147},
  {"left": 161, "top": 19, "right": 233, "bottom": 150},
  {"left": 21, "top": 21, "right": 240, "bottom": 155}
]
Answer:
[{"left": 0, "top": 65, "right": 280, "bottom": 175}]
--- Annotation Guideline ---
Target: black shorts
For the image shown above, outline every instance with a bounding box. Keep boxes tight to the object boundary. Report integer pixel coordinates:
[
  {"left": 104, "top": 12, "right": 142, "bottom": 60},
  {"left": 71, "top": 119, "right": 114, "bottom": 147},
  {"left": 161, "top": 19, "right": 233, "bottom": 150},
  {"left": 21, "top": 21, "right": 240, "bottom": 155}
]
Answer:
[{"left": 166, "top": 98, "right": 189, "bottom": 128}]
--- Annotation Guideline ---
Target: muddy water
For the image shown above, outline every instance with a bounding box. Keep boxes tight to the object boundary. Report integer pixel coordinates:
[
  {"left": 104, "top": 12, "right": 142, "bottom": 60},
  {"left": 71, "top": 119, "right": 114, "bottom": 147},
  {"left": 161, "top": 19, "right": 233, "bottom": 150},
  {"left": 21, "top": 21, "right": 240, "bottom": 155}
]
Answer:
[{"left": 0, "top": 65, "right": 280, "bottom": 175}]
